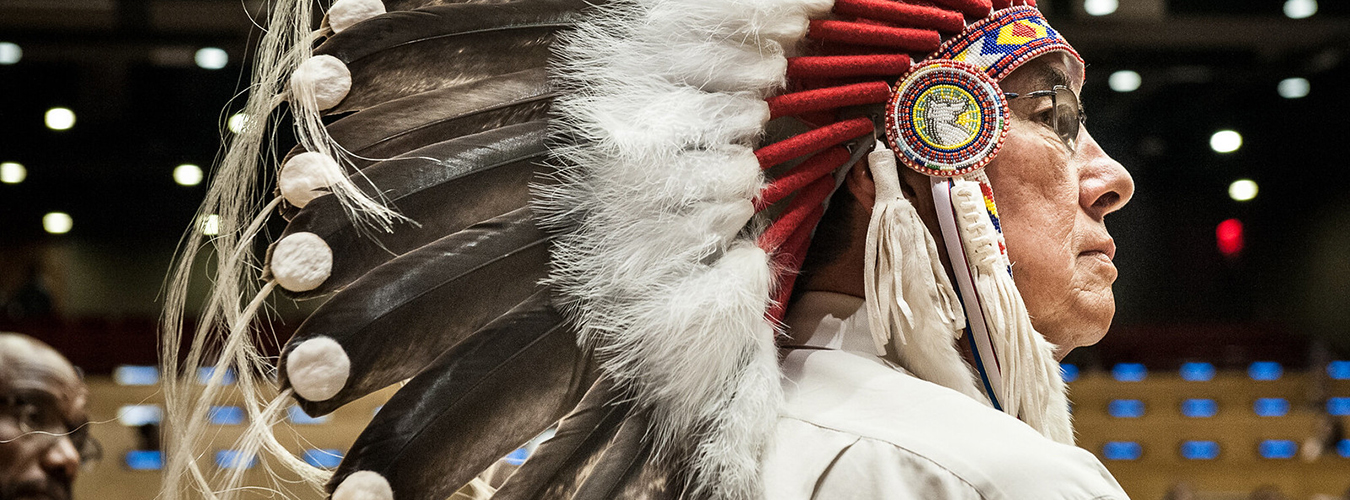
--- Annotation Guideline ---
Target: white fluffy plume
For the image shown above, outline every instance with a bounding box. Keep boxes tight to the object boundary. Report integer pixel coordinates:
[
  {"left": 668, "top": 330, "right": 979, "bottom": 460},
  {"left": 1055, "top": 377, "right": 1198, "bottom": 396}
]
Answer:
[{"left": 540, "top": 0, "right": 829, "bottom": 497}]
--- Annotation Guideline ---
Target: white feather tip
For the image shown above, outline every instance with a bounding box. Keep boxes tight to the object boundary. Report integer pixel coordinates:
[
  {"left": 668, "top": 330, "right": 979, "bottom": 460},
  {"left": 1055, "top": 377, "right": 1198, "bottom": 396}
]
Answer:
[
  {"left": 328, "top": 0, "right": 386, "bottom": 33},
  {"left": 291, "top": 55, "right": 351, "bottom": 111}
]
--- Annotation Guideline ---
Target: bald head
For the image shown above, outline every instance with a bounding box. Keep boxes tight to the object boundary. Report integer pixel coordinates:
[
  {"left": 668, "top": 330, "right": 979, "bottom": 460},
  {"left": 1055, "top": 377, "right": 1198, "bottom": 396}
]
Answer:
[
  {"left": 0, "top": 335, "right": 80, "bottom": 388},
  {"left": 0, "top": 333, "right": 87, "bottom": 500}
]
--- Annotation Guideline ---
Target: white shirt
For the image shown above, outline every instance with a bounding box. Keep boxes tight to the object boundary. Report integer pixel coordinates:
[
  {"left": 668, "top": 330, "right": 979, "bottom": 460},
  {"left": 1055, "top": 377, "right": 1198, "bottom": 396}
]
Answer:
[{"left": 762, "top": 292, "right": 1129, "bottom": 500}]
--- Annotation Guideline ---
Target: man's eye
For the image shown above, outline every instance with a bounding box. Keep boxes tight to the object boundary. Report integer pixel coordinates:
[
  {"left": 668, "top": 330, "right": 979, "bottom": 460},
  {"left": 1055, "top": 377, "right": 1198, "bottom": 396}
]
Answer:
[
  {"left": 18, "top": 403, "right": 59, "bottom": 430},
  {"left": 1033, "top": 109, "right": 1055, "bottom": 127}
]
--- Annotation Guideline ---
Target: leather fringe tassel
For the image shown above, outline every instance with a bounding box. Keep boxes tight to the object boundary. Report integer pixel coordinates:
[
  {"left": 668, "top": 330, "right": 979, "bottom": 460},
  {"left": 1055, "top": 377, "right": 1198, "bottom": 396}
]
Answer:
[
  {"left": 949, "top": 178, "right": 1073, "bottom": 443},
  {"left": 863, "top": 143, "right": 984, "bottom": 402}
]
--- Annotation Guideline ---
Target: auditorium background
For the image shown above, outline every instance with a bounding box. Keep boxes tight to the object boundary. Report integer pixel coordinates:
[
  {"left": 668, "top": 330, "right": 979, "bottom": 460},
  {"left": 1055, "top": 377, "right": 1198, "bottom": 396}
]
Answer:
[{"left": 2, "top": 0, "right": 1350, "bottom": 498}]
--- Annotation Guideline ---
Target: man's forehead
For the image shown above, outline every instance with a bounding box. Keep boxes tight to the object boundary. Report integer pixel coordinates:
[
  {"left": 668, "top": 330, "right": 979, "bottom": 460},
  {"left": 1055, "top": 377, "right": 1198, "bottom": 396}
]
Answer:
[{"left": 0, "top": 336, "right": 81, "bottom": 395}]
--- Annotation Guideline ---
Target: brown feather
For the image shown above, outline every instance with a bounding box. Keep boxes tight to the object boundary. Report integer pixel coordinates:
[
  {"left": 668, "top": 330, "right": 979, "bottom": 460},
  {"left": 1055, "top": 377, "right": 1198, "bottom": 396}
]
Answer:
[
  {"left": 273, "top": 121, "right": 548, "bottom": 298},
  {"left": 327, "top": 290, "right": 593, "bottom": 500},
  {"left": 279, "top": 207, "right": 550, "bottom": 414},
  {"left": 315, "top": 0, "right": 591, "bottom": 113}
]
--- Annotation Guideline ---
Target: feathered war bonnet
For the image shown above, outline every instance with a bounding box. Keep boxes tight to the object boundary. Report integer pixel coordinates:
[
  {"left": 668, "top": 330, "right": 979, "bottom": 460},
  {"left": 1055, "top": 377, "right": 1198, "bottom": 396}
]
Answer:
[
  {"left": 158, "top": 0, "right": 1080, "bottom": 499},
  {"left": 543, "top": 0, "right": 1082, "bottom": 497}
]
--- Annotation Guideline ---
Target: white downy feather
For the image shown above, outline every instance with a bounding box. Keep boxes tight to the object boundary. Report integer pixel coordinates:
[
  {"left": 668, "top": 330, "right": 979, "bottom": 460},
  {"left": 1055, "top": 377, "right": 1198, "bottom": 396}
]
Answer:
[{"left": 541, "top": 0, "right": 830, "bottom": 497}]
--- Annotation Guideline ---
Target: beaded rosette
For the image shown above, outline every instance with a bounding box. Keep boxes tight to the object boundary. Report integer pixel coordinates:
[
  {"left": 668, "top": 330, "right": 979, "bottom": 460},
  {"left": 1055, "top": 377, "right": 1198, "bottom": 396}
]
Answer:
[{"left": 886, "top": 60, "right": 1009, "bottom": 177}]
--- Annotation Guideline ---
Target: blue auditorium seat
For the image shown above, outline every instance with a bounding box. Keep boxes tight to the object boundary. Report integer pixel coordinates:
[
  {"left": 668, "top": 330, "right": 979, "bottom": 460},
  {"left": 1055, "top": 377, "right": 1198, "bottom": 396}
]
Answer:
[
  {"left": 1253, "top": 398, "right": 1289, "bottom": 417},
  {"left": 214, "top": 450, "right": 257, "bottom": 469},
  {"left": 1181, "top": 399, "right": 1218, "bottom": 418},
  {"left": 1108, "top": 399, "right": 1145, "bottom": 418},
  {"left": 113, "top": 365, "right": 159, "bottom": 386},
  {"left": 1112, "top": 363, "right": 1146, "bottom": 382},
  {"left": 1060, "top": 364, "right": 1079, "bottom": 383},
  {"left": 1179, "top": 362, "right": 1215, "bottom": 381},
  {"left": 1181, "top": 440, "right": 1220, "bottom": 460},
  {"left": 1258, "top": 440, "right": 1297, "bottom": 459},
  {"left": 303, "top": 449, "right": 343, "bottom": 469},
  {"left": 125, "top": 450, "right": 163, "bottom": 470},
  {"left": 208, "top": 406, "right": 245, "bottom": 425},
  {"left": 288, "top": 405, "right": 331, "bottom": 424},
  {"left": 1103, "top": 441, "right": 1142, "bottom": 460},
  {"left": 1248, "top": 361, "right": 1282, "bottom": 381}
]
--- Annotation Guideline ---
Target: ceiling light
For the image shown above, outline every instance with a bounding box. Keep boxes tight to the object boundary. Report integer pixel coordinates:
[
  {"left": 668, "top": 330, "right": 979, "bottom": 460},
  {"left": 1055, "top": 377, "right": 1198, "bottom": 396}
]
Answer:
[
  {"left": 1228, "top": 179, "right": 1258, "bottom": 202},
  {"left": 43, "top": 212, "right": 72, "bottom": 234},
  {"left": 228, "top": 113, "right": 249, "bottom": 134},
  {"left": 0, "top": 162, "right": 25, "bottom": 184},
  {"left": 1277, "top": 78, "right": 1309, "bottom": 99},
  {"left": 0, "top": 42, "right": 20, "bottom": 65},
  {"left": 1084, "top": 0, "right": 1118, "bottom": 16},
  {"left": 45, "top": 108, "right": 75, "bottom": 131},
  {"left": 201, "top": 214, "right": 221, "bottom": 236},
  {"left": 1284, "top": 0, "right": 1317, "bottom": 19},
  {"left": 1108, "top": 70, "right": 1141, "bottom": 92},
  {"left": 173, "top": 164, "right": 204, "bottom": 186},
  {"left": 194, "top": 47, "right": 228, "bottom": 70},
  {"left": 1210, "top": 130, "right": 1242, "bottom": 154}
]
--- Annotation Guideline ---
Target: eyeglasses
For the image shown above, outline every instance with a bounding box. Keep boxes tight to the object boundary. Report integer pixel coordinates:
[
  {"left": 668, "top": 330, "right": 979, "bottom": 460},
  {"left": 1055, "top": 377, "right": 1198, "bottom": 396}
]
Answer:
[
  {"left": 1004, "top": 85, "right": 1086, "bottom": 153},
  {"left": 2, "top": 392, "right": 102, "bottom": 467}
]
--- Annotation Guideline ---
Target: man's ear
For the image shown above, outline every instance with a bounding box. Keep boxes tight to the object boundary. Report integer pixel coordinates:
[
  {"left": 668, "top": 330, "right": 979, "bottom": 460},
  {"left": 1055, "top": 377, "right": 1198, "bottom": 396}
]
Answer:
[
  {"left": 897, "top": 165, "right": 929, "bottom": 203},
  {"left": 845, "top": 157, "right": 876, "bottom": 212}
]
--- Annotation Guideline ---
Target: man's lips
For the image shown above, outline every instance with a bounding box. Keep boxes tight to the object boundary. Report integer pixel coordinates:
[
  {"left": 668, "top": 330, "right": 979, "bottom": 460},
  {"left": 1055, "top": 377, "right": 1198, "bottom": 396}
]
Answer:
[{"left": 1080, "top": 238, "right": 1116, "bottom": 261}]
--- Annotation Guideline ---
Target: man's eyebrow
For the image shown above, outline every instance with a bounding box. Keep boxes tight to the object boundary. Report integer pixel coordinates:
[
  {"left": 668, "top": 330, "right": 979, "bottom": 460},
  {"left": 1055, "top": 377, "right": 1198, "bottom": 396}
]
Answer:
[
  {"left": 6, "top": 387, "right": 62, "bottom": 408},
  {"left": 1029, "top": 65, "right": 1071, "bottom": 90}
]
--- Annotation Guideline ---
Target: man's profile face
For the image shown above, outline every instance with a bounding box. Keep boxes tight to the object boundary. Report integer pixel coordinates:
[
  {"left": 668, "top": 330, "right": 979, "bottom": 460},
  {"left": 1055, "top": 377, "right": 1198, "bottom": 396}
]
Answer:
[
  {"left": 0, "top": 335, "right": 87, "bottom": 500},
  {"left": 984, "top": 53, "right": 1135, "bottom": 355}
]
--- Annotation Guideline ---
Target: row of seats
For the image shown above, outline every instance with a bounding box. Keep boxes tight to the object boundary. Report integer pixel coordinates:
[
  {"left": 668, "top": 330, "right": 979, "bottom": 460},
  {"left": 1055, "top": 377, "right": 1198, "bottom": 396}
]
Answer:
[
  {"left": 115, "top": 404, "right": 348, "bottom": 426},
  {"left": 1061, "top": 360, "right": 1350, "bottom": 383},
  {"left": 126, "top": 396, "right": 1338, "bottom": 427},
  {"left": 111, "top": 363, "right": 1349, "bottom": 427},
  {"left": 1098, "top": 439, "right": 1350, "bottom": 461},
  {"left": 113, "top": 365, "right": 237, "bottom": 386},
  {"left": 118, "top": 446, "right": 536, "bottom": 471},
  {"left": 1096, "top": 397, "right": 1350, "bottom": 418},
  {"left": 115, "top": 361, "right": 1350, "bottom": 387},
  {"left": 119, "top": 449, "right": 344, "bottom": 471}
]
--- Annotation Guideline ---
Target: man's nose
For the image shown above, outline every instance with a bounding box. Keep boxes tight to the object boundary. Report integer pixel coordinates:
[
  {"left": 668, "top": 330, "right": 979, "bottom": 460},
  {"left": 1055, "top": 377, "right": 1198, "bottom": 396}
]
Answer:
[
  {"left": 41, "top": 435, "right": 80, "bottom": 482},
  {"left": 1076, "top": 129, "right": 1134, "bottom": 221}
]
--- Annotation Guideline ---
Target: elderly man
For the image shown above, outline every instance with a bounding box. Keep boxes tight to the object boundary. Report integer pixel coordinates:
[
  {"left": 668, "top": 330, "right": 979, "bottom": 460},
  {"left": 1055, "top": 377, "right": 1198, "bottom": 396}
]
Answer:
[
  {"left": 763, "top": 7, "right": 1134, "bottom": 499},
  {"left": 0, "top": 334, "right": 89, "bottom": 500}
]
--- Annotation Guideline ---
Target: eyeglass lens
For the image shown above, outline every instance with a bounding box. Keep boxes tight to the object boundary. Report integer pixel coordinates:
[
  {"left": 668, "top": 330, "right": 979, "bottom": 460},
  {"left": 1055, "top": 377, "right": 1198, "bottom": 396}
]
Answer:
[
  {"left": 1051, "top": 86, "right": 1084, "bottom": 152},
  {"left": 4, "top": 394, "right": 101, "bottom": 464},
  {"left": 1006, "top": 85, "right": 1085, "bottom": 153}
]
